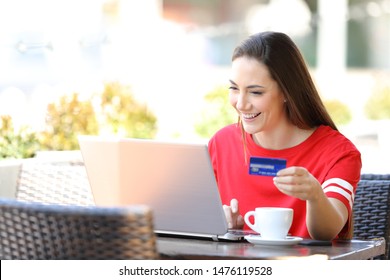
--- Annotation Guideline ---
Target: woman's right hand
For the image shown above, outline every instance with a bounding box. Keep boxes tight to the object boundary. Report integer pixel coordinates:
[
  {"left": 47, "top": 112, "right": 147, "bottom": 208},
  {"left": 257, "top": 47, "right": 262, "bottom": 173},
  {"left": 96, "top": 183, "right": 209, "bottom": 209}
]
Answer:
[{"left": 223, "top": 198, "right": 244, "bottom": 229}]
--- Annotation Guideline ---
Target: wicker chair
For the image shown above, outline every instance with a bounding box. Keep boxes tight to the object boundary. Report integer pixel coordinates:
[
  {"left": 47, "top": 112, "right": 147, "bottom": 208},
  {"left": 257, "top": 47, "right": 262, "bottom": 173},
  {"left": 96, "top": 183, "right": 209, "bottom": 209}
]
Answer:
[
  {"left": 353, "top": 175, "right": 390, "bottom": 259},
  {"left": 16, "top": 158, "right": 94, "bottom": 206},
  {"left": 0, "top": 198, "right": 158, "bottom": 260},
  {"left": 360, "top": 174, "right": 390, "bottom": 181}
]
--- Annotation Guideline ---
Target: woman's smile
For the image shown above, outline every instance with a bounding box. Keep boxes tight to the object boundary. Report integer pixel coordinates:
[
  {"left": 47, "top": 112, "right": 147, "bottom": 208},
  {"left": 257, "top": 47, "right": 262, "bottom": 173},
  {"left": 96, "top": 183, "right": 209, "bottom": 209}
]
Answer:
[{"left": 241, "top": 112, "right": 261, "bottom": 121}]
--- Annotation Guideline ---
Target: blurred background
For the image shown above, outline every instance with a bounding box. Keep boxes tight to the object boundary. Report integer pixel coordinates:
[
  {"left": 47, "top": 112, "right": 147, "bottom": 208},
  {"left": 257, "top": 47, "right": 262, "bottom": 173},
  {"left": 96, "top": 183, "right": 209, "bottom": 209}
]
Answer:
[{"left": 0, "top": 0, "right": 389, "bottom": 173}]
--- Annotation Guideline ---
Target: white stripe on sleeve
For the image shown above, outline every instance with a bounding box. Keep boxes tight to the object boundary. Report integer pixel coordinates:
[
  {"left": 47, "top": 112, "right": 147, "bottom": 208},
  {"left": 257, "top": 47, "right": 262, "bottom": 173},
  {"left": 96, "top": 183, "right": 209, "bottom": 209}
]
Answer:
[{"left": 322, "top": 178, "right": 355, "bottom": 209}]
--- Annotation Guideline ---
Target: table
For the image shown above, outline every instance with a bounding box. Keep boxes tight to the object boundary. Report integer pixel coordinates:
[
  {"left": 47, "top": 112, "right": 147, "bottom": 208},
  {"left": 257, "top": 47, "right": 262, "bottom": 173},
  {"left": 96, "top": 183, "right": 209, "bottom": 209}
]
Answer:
[{"left": 157, "top": 236, "right": 386, "bottom": 260}]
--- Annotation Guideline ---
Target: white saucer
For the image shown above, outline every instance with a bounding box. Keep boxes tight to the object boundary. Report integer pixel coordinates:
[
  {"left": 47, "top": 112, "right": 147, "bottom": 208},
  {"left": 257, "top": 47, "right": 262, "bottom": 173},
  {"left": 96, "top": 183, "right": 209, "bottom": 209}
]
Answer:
[{"left": 244, "top": 235, "right": 303, "bottom": 246}]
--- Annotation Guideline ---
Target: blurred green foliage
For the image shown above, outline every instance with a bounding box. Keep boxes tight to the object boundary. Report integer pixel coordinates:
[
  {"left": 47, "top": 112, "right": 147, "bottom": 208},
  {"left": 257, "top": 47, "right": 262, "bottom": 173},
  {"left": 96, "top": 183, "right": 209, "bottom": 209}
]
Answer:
[
  {"left": 195, "top": 85, "right": 237, "bottom": 138},
  {"left": 365, "top": 85, "right": 390, "bottom": 120},
  {"left": 1, "top": 82, "right": 158, "bottom": 159},
  {"left": 0, "top": 115, "right": 40, "bottom": 159},
  {"left": 323, "top": 99, "right": 352, "bottom": 126},
  {"left": 39, "top": 92, "right": 99, "bottom": 151},
  {"left": 98, "top": 82, "right": 157, "bottom": 138}
]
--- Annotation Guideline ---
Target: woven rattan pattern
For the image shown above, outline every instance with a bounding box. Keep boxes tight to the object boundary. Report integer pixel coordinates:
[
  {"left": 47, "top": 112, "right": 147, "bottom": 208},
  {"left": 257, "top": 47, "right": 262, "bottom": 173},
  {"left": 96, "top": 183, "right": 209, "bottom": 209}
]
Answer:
[
  {"left": 16, "top": 160, "right": 94, "bottom": 206},
  {"left": 0, "top": 199, "right": 158, "bottom": 259},
  {"left": 360, "top": 174, "right": 390, "bottom": 181},
  {"left": 353, "top": 178, "right": 390, "bottom": 259}
]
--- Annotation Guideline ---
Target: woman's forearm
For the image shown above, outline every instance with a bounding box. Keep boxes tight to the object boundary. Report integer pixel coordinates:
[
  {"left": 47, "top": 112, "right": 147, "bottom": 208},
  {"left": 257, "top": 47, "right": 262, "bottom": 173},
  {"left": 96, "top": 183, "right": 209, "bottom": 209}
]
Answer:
[{"left": 306, "top": 196, "right": 348, "bottom": 240}]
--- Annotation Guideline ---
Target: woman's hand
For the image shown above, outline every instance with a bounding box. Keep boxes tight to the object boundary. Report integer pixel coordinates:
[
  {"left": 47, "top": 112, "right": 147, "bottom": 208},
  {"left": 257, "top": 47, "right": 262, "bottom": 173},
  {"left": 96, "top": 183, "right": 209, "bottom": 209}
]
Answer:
[
  {"left": 272, "top": 166, "right": 323, "bottom": 201},
  {"left": 223, "top": 198, "right": 244, "bottom": 229}
]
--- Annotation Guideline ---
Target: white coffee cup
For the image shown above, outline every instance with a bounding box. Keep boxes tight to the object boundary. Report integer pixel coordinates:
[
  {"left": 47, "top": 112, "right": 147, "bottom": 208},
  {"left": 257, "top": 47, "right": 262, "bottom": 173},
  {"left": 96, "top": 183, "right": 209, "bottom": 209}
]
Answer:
[{"left": 244, "top": 207, "right": 293, "bottom": 239}]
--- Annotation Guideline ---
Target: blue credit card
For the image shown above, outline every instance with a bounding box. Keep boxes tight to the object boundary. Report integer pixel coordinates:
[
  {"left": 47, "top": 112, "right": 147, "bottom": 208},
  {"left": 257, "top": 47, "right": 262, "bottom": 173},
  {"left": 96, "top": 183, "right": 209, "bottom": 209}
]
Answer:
[{"left": 249, "top": 157, "right": 287, "bottom": 176}]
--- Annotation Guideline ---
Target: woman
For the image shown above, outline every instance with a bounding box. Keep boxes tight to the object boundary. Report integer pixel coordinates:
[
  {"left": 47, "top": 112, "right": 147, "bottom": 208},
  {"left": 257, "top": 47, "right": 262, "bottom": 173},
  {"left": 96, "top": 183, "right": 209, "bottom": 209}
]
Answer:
[{"left": 208, "top": 31, "right": 361, "bottom": 240}]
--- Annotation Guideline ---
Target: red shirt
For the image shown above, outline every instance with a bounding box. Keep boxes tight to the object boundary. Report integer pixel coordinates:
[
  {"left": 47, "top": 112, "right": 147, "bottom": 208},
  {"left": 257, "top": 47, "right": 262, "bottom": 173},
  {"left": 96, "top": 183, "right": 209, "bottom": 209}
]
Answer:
[{"left": 208, "top": 124, "right": 362, "bottom": 238}]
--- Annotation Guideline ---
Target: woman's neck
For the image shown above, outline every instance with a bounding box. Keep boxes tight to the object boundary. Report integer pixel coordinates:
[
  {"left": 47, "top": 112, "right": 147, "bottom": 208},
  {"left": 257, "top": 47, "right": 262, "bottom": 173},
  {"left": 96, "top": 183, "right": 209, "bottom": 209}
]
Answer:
[{"left": 252, "top": 124, "right": 316, "bottom": 150}]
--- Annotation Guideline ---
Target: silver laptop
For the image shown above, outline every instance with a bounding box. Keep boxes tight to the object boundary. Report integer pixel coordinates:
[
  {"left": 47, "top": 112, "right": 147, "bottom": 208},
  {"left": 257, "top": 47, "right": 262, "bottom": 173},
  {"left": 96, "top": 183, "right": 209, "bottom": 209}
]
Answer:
[{"left": 78, "top": 135, "right": 249, "bottom": 241}]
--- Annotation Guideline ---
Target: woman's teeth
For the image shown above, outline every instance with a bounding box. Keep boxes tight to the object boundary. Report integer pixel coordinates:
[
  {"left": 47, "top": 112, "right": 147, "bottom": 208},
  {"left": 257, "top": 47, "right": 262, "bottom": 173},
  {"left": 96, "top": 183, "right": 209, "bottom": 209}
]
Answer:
[{"left": 242, "top": 113, "right": 261, "bottom": 119}]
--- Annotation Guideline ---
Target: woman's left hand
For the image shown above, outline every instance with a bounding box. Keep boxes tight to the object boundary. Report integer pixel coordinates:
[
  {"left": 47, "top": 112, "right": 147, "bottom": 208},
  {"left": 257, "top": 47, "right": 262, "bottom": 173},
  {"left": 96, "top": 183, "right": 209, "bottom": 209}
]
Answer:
[{"left": 272, "top": 166, "right": 323, "bottom": 201}]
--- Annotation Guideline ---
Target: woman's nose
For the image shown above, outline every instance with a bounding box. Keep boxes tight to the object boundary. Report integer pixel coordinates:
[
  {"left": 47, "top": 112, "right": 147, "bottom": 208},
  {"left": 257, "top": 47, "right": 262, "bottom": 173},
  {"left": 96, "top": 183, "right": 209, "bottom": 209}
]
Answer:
[{"left": 236, "top": 93, "right": 250, "bottom": 111}]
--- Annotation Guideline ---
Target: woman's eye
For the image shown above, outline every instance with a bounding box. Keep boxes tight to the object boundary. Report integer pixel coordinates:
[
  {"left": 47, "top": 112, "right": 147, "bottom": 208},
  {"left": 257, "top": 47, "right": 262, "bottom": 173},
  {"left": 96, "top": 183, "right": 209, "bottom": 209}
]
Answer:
[
  {"left": 251, "top": 91, "right": 264, "bottom": 95},
  {"left": 228, "top": 86, "right": 238, "bottom": 91}
]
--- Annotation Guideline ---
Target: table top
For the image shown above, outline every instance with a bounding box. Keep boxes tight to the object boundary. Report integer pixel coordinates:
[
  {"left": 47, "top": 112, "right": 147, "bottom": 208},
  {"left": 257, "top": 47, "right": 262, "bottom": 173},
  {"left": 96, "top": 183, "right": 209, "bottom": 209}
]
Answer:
[{"left": 157, "top": 236, "right": 386, "bottom": 260}]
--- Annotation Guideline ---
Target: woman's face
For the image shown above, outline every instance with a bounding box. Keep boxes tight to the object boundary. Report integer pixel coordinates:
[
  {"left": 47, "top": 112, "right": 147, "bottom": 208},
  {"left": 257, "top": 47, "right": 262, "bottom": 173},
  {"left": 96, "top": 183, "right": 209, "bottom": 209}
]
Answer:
[{"left": 229, "top": 56, "right": 286, "bottom": 135}]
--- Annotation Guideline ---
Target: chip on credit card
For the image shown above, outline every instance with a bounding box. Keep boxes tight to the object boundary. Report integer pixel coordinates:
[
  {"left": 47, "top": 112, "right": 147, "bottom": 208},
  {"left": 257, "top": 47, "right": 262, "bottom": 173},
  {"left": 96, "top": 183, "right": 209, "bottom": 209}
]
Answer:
[{"left": 249, "top": 157, "right": 287, "bottom": 176}]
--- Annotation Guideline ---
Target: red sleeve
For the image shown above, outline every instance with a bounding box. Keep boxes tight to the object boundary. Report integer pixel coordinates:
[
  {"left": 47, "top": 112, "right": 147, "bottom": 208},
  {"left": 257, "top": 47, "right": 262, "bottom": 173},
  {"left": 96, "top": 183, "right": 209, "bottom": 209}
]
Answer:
[{"left": 321, "top": 150, "right": 362, "bottom": 237}]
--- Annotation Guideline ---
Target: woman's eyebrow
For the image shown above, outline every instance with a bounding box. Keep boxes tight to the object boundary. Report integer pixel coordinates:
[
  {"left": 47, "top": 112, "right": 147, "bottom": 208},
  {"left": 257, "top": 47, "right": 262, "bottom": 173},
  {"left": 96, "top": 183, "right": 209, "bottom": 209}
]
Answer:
[
  {"left": 229, "top": 79, "right": 265, "bottom": 89},
  {"left": 247, "top": 85, "right": 265, "bottom": 89},
  {"left": 228, "top": 79, "right": 238, "bottom": 86}
]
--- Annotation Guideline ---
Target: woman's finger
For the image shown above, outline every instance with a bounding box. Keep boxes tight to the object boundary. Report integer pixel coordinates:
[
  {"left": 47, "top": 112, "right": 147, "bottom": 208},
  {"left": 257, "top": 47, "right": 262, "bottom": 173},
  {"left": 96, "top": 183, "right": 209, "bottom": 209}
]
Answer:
[
  {"left": 230, "top": 198, "right": 239, "bottom": 213},
  {"left": 223, "top": 204, "right": 234, "bottom": 228}
]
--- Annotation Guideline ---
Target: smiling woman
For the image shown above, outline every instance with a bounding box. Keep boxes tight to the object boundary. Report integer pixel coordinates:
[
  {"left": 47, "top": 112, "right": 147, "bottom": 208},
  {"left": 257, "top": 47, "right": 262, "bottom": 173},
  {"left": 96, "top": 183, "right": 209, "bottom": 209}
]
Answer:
[
  {"left": 208, "top": 31, "right": 362, "bottom": 241},
  {"left": 228, "top": 57, "right": 286, "bottom": 139}
]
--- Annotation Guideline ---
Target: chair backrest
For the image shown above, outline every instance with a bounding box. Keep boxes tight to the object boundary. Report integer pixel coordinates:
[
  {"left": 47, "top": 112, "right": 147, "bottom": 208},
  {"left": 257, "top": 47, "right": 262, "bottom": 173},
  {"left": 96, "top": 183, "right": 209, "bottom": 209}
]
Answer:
[
  {"left": 16, "top": 158, "right": 94, "bottom": 206},
  {"left": 0, "top": 198, "right": 158, "bottom": 259},
  {"left": 353, "top": 175, "right": 390, "bottom": 259}
]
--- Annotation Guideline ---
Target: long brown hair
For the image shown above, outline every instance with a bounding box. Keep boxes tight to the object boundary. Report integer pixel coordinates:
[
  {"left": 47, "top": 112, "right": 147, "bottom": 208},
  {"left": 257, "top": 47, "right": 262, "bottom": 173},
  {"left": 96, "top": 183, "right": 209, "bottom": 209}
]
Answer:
[{"left": 232, "top": 31, "right": 337, "bottom": 131}]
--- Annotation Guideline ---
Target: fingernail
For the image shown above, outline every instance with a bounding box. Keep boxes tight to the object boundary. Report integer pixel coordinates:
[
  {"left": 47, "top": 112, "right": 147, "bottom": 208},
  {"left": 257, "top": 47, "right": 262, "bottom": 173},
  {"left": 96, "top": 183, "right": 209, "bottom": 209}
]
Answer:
[{"left": 228, "top": 222, "right": 233, "bottom": 228}]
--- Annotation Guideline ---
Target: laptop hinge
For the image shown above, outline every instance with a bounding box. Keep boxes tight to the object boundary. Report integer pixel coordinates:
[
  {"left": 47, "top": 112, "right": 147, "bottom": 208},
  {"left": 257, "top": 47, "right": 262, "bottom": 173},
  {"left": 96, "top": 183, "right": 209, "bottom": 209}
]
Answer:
[{"left": 155, "top": 230, "right": 220, "bottom": 241}]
